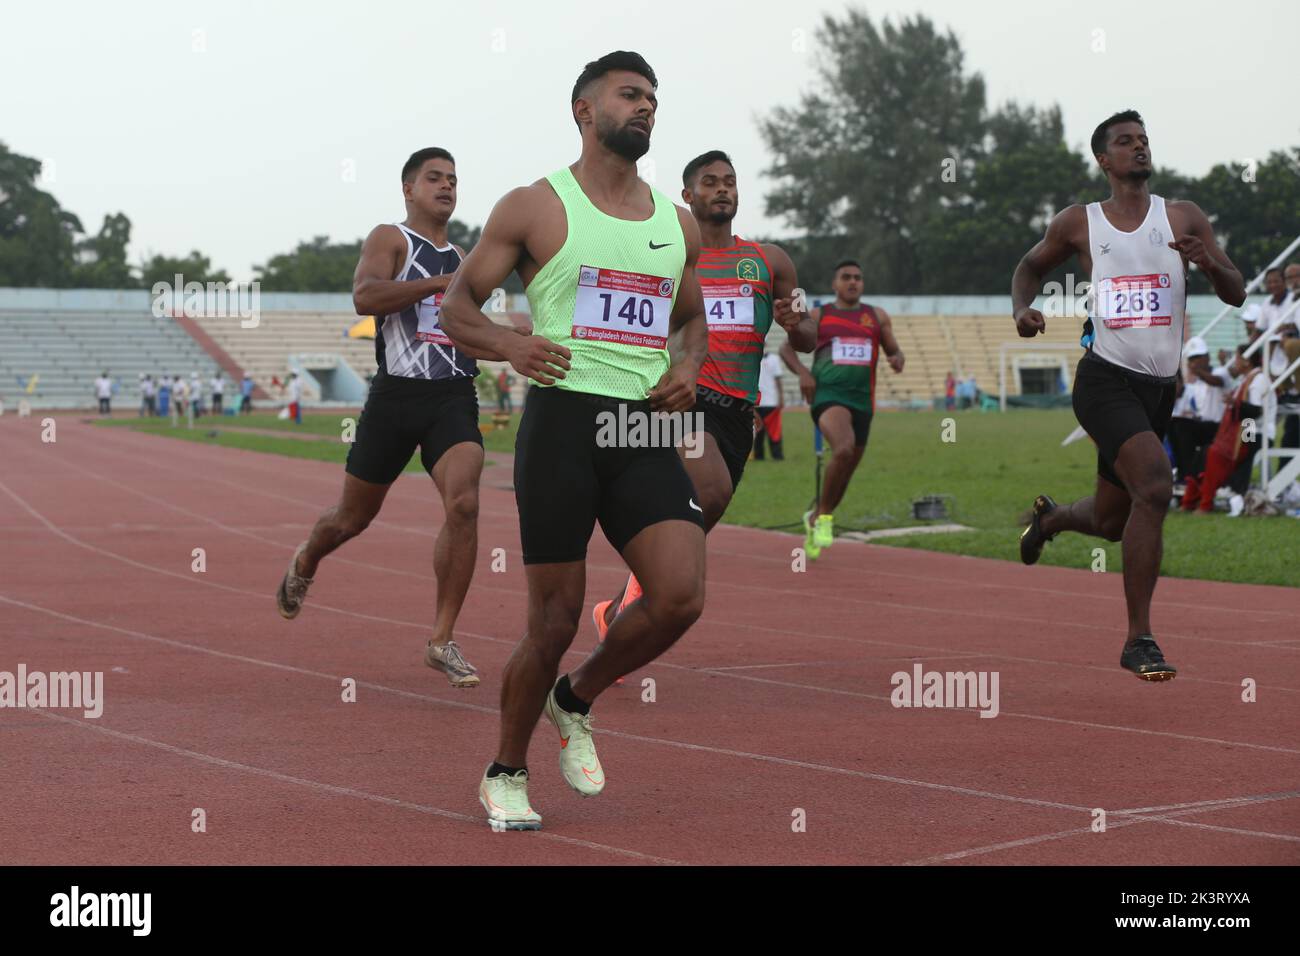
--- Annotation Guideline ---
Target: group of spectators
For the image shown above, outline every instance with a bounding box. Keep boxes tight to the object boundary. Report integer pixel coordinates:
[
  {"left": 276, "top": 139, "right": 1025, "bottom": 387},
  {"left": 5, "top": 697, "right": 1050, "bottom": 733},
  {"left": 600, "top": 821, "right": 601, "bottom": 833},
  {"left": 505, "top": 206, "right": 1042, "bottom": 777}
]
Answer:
[
  {"left": 100, "top": 371, "right": 257, "bottom": 422},
  {"left": 1170, "top": 263, "right": 1300, "bottom": 515},
  {"left": 943, "top": 373, "right": 984, "bottom": 411}
]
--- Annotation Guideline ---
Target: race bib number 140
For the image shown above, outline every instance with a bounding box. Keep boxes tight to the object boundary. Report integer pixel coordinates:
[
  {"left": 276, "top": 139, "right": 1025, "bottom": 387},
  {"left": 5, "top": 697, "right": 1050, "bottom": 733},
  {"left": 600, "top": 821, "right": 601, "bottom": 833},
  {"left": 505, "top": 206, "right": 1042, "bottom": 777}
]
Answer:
[{"left": 573, "top": 265, "right": 674, "bottom": 348}]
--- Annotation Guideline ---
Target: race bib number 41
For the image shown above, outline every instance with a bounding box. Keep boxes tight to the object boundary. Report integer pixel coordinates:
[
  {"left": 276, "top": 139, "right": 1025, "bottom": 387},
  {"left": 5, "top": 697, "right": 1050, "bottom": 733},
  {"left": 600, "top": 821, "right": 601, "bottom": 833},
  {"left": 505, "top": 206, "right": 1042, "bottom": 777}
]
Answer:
[
  {"left": 573, "top": 265, "right": 674, "bottom": 348},
  {"left": 703, "top": 280, "right": 756, "bottom": 329},
  {"left": 832, "top": 336, "right": 872, "bottom": 365},
  {"left": 415, "top": 293, "right": 451, "bottom": 344},
  {"left": 1096, "top": 273, "right": 1173, "bottom": 328}
]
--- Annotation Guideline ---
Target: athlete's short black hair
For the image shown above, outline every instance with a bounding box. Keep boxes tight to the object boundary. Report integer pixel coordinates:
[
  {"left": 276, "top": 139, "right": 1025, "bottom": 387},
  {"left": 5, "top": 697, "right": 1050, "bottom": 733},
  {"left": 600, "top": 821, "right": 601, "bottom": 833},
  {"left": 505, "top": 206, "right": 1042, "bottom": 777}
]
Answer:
[
  {"left": 682, "top": 150, "right": 734, "bottom": 187},
  {"left": 1265, "top": 266, "right": 1284, "bottom": 279},
  {"left": 834, "top": 260, "right": 862, "bottom": 276},
  {"left": 571, "top": 51, "right": 658, "bottom": 127},
  {"left": 1091, "top": 110, "right": 1145, "bottom": 158},
  {"left": 402, "top": 147, "right": 455, "bottom": 183}
]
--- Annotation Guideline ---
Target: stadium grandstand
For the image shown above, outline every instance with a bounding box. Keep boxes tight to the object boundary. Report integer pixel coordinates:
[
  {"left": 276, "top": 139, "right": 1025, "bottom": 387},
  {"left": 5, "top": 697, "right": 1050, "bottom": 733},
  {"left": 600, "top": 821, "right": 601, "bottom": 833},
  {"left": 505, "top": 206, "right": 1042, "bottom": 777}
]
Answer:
[{"left": 0, "top": 288, "right": 1279, "bottom": 414}]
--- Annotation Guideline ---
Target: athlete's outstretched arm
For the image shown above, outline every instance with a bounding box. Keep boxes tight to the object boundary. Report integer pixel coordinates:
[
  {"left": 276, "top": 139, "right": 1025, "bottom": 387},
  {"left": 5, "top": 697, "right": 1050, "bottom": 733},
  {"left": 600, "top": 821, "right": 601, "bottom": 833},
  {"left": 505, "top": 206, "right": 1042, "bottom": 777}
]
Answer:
[
  {"left": 779, "top": 315, "right": 818, "bottom": 405},
  {"left": 352, "top": 225, "right": 449, "bottom": 316},
  {"left": 1011, "top": 205, "right": 1082, "bottom": 337},
  {"left": 649, "top": 208, "right": 707, "bottom": 413},
  {"left": 765, "top": 243, "right": 816, "bottom": 352},
  {"left": 440, "top": 188, "right": 571, "bottom": 385},
  {"left": 876, "top": 307, "right": 905, "bottom": 373},
  {"left": 1168, "top": 202, "right": 1246, "bottom": 307}
]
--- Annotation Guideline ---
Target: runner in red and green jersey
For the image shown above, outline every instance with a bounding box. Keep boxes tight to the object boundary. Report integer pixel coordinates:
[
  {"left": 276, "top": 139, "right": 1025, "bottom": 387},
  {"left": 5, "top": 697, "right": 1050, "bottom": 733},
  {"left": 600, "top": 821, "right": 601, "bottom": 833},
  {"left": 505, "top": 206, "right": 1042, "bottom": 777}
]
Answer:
[
  {"left": 594, "top": 150, "right": 815, "bottom": 641},
  {"left": 780, "top": 259, "right": 905, "bottom": 559}
]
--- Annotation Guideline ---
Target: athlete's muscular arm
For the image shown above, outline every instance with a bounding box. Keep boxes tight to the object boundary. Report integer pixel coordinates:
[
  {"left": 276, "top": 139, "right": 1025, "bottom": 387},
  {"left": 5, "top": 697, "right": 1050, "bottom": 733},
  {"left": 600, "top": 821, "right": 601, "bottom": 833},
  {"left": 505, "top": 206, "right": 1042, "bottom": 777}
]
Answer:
[
  {"left": 1011, "top": 205, "right": 1084, "bottom": 337},
  {"left": 650, "top": 209, "right": 707, "bottom": 413},
  {"left": 876, "top": 307, "right": 905, "bottom": 373},
  {"left": 440, "top": 188, "right": 571, "bottom": 385},
  {"left": 765, "top": 243, "right": 816, "bottom": 352},
  {"left": 779, "top": 312, "right": 818, "bottom": 405},
  {"left": 1167, "top": 201, "right": 1246, "bottom": 307},
  {"left": 352, "top": 225, "right": 450, "bottom": 316}
]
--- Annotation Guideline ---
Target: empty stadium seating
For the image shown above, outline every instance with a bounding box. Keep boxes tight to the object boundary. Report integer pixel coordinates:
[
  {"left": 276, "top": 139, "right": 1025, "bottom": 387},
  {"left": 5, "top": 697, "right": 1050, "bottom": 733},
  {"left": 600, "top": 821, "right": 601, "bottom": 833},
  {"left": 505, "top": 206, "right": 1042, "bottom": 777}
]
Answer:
[
  {"left": 0, "top": 305, "right": 214, "bottom": 409},
  {"left": 0, "top": 289, "right": 1253, "bottom": 412}
]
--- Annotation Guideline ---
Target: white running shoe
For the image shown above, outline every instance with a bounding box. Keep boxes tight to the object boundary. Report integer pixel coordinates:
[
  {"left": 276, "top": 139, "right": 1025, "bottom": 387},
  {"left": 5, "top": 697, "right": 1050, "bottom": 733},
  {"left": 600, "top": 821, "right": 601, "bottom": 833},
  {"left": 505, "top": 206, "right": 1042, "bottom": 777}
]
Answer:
[
  {"left": 478, "top": 767, "right": 542, "bottom": 831},
  {"left": 543, "top": 685, "right": 605, "bottom": 797},
  {"left": 276, "top": 543, "right": 313, "bottom": 619},
  {"left": 424, "top": 640, "right": 481, "bottom": 688}
]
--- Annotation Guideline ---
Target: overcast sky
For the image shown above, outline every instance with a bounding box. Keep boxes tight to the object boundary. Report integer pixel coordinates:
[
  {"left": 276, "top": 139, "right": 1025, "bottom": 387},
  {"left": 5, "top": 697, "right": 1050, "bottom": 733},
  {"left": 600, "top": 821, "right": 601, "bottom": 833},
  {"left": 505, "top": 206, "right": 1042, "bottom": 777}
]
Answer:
[{"left": 4, "top": 0, "right": 1296, "bottom": 281}]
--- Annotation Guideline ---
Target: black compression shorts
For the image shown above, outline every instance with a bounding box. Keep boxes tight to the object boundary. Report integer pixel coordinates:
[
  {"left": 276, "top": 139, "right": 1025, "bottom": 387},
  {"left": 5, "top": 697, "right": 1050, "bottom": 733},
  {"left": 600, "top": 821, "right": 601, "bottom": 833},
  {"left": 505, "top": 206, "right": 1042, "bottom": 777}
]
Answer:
[
  {"left": 513, "top": 386, "right": 704, "bottom": 565},
  {"left": 691, "top": 386, "right": 755, "bottom": 491},
  {"left": 1072, "top": 351, "right": 1176, "bottom": 488},
  {"left": 812, "top": 401, "right": 874, "bottom": 447},
  {"left": 344, "top": 375, "right": 482, "bottom": 485}
]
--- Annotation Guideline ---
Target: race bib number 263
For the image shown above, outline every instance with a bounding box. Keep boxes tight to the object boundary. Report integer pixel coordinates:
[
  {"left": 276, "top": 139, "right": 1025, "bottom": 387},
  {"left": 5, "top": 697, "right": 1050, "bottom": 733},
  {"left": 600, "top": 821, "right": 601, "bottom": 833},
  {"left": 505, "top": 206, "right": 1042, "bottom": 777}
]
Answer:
[{"left": 572, "top": 265, "right": 674, "bottom": 348}]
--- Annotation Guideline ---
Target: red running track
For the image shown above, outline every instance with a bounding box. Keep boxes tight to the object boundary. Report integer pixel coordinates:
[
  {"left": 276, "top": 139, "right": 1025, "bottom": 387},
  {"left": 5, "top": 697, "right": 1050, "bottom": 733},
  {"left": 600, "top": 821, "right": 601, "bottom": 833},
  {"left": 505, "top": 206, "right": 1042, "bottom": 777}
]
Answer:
[{"left": 0, "top": 415, "right": 1297, "bottom": 865}]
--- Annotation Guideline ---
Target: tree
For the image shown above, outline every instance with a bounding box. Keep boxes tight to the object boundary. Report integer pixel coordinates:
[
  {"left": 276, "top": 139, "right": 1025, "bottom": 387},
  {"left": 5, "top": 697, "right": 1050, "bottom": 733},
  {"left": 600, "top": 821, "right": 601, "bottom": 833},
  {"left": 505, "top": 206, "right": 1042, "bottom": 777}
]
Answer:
[
  {"left": 914, "top": 104, "right": 1095, "bottom": 293},
  {"left": 1192, "top": 149, "right": 1300, "bottom": 289},
  {"left": 0, "top": 141, "right": 82, "bottom": 287},
  {"left": 759, "top": 10, "right": 986, "bottom": 293},
  {"left": 72, "top": 212, "right": 134, "bottom": 288},
  {"left": 139, "top": 251, "right": 231, "bottom": 288},
  {"left": 253, "top": 235, "right": 363, "bottom": 291},
  {"left": 250, "top": 219, "right": 503, "bottom": 291}
]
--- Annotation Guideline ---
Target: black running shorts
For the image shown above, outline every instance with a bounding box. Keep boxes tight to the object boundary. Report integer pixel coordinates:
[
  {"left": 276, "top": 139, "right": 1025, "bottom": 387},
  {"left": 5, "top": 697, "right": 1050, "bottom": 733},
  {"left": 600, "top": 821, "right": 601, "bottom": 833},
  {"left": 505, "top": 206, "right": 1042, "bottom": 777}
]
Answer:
[
  {"left": 812, "top": 401, "right": 873, "bottom": 447},
  {"left": 514, "top": 386, "right": 704, "bottom": 565},
  {"left": 691, "top": 386, "right": 755, "bottom": 491},
  {"left": 1072, "top": 351, "right": 1176, "bottom": 488},
  {"left": 345, "top": 375, "right": 482, "bottom": 485}
]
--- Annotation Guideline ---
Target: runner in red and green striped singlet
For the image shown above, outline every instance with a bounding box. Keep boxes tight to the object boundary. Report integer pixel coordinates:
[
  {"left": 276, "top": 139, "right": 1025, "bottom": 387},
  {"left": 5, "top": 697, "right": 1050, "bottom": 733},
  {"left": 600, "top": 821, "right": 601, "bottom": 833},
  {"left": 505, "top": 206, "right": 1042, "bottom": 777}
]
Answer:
[
  {"left": 696, "top": 238, "right": 774, "bottom": 404},
  {"left": 593, "top": 149, "right": 817, "bottom": 642},
  {"left": 779, "top": 259, "right": 905, "bottom": 560}
]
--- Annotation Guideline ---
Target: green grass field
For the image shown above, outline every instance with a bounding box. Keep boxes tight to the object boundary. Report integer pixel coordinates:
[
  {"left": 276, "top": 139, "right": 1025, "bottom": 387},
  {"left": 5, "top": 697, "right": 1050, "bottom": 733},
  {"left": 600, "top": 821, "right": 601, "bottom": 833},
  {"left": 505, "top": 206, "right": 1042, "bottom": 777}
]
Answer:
[{"left": 94, "top": 406, "right": 1298, "bottom": 587}]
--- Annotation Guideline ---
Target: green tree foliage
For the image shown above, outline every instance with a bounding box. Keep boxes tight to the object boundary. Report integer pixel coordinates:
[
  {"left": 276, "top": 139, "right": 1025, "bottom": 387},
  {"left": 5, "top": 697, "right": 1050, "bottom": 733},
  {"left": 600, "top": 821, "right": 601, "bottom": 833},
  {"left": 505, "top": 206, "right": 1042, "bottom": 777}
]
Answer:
[
  {"left": 0, "top": 141, "right": 83, "bottom": 286},
  {"left": 760, "top": 11, "right": 985, "bottom": 293},
  {"left": 252, "top": 235, "right": 363, "bottom": 291},
  {"left": 139, "top": 250, "right": 232, "bottom": 288},
  {"left": 1192, "top": 150, "right": 1300, "bottom": 289},
  {"left": 757, "top": 8, "right": 1300, "bottom": 294},
  {"left": 71, "top": 212, "right": 134, "bottom": 288}
]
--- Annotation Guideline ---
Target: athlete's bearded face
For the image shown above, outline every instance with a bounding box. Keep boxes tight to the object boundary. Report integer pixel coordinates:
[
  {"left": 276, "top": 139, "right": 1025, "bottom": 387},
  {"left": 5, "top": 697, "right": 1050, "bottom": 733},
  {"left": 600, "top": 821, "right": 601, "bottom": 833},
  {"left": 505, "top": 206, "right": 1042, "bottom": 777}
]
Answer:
[
  {"left": 590, "top": 72, "right": 656, "bottom": 161},
  {"left": 685, "top": 161, "right": 738, "bottom": 225},
  {"left": 403, "top": 159, "right": 457, "bottom": 223},
  {"left": 1100, "top": 122, "right": 1152, "bottom": 183},
  {"left": 834, "top": 267, "right": 863, "bottom": 305}
]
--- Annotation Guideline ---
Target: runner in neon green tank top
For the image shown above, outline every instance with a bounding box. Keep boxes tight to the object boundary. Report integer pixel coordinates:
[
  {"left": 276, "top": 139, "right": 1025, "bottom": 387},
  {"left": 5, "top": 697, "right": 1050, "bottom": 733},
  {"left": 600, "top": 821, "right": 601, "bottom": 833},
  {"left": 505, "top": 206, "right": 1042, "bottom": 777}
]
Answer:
[
  {"left": 592, "top": 150, "right": 815, "bottom": 646},
  {"left": 439, "top": 51, "right": 710, "bottom": 833}
]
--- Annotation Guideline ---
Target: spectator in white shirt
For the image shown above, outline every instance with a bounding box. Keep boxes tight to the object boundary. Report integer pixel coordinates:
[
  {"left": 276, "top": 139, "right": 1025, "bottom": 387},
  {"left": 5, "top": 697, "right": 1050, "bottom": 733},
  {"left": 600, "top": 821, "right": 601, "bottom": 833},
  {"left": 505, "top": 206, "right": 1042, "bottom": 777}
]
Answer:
[
  {"left": 754, "top": 352, "right": 785, "bottom": 461},
  {"left": 139, "top": 374, "right": 156, "bottom": 417},
  {"left": 211, "top": 372, "right": 225, "bottom": 415},
  {"left": 287, "top": 372, "right": 302, "bottom": 425},
  {"left": 94, "top": 372, "right": 114, "bottom": 415}
]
